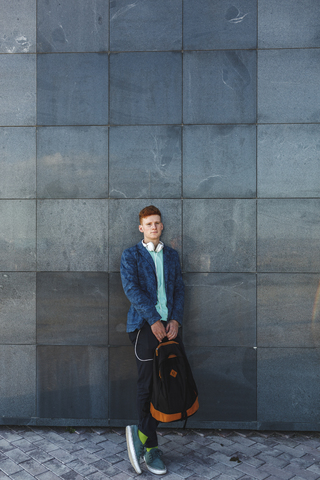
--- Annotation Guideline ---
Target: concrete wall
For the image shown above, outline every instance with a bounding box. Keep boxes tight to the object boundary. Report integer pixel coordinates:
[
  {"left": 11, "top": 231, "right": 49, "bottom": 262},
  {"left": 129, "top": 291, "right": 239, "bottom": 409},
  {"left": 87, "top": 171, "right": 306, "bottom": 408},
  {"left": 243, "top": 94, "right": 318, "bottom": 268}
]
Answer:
[{"left": 0, "top": 0, "right": 320, "bottom": 430}]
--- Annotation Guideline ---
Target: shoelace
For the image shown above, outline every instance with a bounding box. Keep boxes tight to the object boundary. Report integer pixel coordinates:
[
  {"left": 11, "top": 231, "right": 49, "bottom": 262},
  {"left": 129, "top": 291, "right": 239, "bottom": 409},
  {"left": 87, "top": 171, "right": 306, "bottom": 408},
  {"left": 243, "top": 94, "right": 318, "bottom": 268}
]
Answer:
[{"left": 147, "top": 448, "right": 163, "bottom": 461}]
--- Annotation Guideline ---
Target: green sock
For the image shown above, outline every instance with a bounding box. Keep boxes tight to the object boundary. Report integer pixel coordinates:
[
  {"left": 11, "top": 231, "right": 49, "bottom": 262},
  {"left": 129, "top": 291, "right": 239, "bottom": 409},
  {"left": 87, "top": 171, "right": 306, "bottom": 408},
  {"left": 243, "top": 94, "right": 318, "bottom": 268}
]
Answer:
[
  {"left": 146, "top": 446, "right": 158, "bottom": 452},
  {"left": 138, "top": 430, "right": 148, "bottom": 444}
]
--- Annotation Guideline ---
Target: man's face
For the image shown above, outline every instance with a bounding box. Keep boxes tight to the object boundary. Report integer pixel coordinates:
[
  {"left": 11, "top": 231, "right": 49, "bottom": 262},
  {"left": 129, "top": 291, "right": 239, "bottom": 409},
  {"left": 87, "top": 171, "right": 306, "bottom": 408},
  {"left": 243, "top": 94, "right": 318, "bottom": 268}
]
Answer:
[{"left": 139, "top": 215, "right": 163, "bottom": 244}]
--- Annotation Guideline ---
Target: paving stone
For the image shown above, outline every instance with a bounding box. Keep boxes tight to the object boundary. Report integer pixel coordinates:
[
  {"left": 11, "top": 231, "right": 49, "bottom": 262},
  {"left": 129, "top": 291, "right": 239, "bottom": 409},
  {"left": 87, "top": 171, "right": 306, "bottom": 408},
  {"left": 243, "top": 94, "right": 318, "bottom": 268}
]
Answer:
[
  {"left": 0, "top": 458, "right": 23, "bottom": 475},
  {"left": 114, "top": 459, "right": 138, "bottom": 476},
  {"left": 307, "top": 463, "right": 320, "bottom": 475},
  {"left": 287, "top": 454, "right": 318, "bottom": 469},
  {"left": 50, "top": 448, "right": 77, "bottom": 464},
  {"left": 0, "top": 439, "right": 15, "bottom": 453},
  {"left": 17, "top": 432, "right": 44, "bottom": 443},
  {"left": 207, "top": 440, "right": 237, "bottom": 456},
  {"left": 85, "top": 472, "right": 110, "bottom": 480},
  {"left": 167, "top": 464, "right": 197, "bottom": 479},
  {"left": 66, "top": 459, "right": 98, "bottom": 476},
  {"left": 19, "top": 458, "right": 48, "bottom": 476},
  {"left": 43, "top": 458, "right": 72, "bottom": 476},
  {"left": 91, "top": 458, "right": 120, "bottom": 476},
  {"left": 95, "top": 439, "right": 125, "bottom": 455},
  {"left": 234, "top": 462, "right": 271, "bottom": 479},
  {"left": 102, "top": 432, "right": 126, "bottom": 445},
  {"left": 256, "top": 452, "right": 290, "bottom": 468},
  {"left": 37, "top": 471, "right": 62, "bottom": 480},
  {"left": 260, "top": 463, "right": 294, "bottom": 479},
  {"left": 0, "top": 432, "right": 22, "bottom": 443},
  {"left": 177, "top": 476, "right": 205, "bottom": 480},
  {"left": 239, "top": 454, "right": 265, "bottom": 468},
  {"left": 26, "top": 448, "right": 54, "bottom": 464},
  {"left": 60, "top": 471, "right": 84, "bottom": 480},
  {"left": 5, "top": 448, "right": 30, "bottom": 464},
  {"left": 32, "top": 440, "right": 60, "bottom": 453},
  {"left": 186, "top": 450, "right": 217, "bottom": 467},
  {"left": 0, "top": 472, "right": 10, "bottom": 479},
  {"left": 276, "top": 444, "right": 306, "bottom": 458},
  {"left": 11, "top": 470, "right": 35, "bottom": 480},
  {"left": 72, "top": 439, "right": 103, "bottom": 454},
  {"left": 108, "top": 473, "right": 136, "bottom": 480},
  {"left": 211, "top": 462, "right": 245, "bottom": 479},
  {"left": 210, "top": 451, "right": 239, "bottom": 467},
  {"left": 11, "top": 440, "right": 35, "bottom": 453},
  {"left": 284, "top": 464, "right": 319, "bottom": 480}
]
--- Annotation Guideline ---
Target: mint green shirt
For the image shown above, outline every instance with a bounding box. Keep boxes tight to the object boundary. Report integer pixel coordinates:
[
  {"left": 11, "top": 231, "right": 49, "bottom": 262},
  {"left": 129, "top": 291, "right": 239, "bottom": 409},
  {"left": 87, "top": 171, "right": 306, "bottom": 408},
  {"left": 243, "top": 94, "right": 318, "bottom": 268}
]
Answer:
[{"left": 148, "top": 249, "right": 168, "bottom": 321}]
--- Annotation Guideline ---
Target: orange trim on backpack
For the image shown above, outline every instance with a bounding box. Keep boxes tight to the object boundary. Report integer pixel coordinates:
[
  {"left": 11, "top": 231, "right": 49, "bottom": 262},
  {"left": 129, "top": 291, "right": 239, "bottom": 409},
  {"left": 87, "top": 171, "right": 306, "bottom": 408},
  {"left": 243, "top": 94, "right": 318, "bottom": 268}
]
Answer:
[
  {"left": 150, "top": 396, "right": 199, "bottom": 423},
  {"left": 155, "top": 341, "right": 179, "bottom": 356}
]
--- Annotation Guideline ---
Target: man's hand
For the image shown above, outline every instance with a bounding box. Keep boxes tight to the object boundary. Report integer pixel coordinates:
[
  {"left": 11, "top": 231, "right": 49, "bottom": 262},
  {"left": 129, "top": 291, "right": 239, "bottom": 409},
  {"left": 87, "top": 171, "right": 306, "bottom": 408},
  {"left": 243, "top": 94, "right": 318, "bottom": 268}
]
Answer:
[
  {"left": 151, "top": 320, "right": 167, "bottom": 342},
  {"left": 166, "top": 320, "right": 179, "bottom": 340}
]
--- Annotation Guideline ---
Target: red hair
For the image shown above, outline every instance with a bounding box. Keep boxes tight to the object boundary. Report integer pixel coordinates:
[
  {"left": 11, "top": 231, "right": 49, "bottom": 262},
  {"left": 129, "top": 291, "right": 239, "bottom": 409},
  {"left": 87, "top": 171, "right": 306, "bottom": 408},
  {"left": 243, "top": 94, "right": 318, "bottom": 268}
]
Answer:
[{"left": 139, "top": 205, "right": 162, "bottom": 224}]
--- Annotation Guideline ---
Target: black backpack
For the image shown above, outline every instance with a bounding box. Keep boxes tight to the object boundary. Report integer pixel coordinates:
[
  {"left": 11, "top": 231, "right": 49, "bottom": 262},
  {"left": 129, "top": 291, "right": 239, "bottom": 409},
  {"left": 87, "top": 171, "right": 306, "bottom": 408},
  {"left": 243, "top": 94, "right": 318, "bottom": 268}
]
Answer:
[{"left": 150, "top": 338, "right": 199, "bottom": 425}]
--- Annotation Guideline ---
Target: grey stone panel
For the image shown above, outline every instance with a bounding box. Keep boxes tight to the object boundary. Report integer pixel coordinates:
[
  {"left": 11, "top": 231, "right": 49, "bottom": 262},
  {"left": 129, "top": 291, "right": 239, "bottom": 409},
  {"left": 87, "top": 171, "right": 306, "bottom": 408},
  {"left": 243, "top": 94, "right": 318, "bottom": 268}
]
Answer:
[
  {"left": 188, "top": 346, "right": 257, "bottom": 422},
  {"left": 109, "top": 126, "right": 181, "bottom": 199},
  {"left": 37, "top": 273, "right": 108, "bottom": 345},
  {"left": 109, "top": 273, "right": 131, "bottom": 346},
  {"left": 37, "top": 0, "right": 109, "bottom": 52},
  {"left": 0, "top": 345, "right": 36, "bottom": 417},
  {"left": 109, "top": 347, "right": 137, "bottom": 421},
  {"left": 258, "top": 274, "right": 320, "bottom": 348},
  {"left": 257, "top": 199, "right": 320, "bottom": 272},
  {"left": 37, "top": 200, "right": 108, "bottom": 272},
  {"left": 0, "top": 0, "right": 36, "bottom": 53},
  {"left": 183, "top": 51, "right": 256, "bottom": 124},
  {"left": 258, "top": 49, "right": 320, "bottom": 123},
  {"left": 258, "top": 125, "right": 320, "bottom": 198},
  {"left": 37, "top": 126, "right": 108, "bottom": 199},
  {"left": 0, "top": 128, "right": 36, "bottom": 199},
  {"left": 257, "top": 348, "right": 320, "bottom": 424},
  {"left": 183, "top": 273, "right": 256, "bottom": 347},
  {"left": 110, "top": 52, "right": 182, "bottom": 125},
  {"left": 110, "top": 0, "right": 182, "bottom": 51},
  {"left": 108, "top": 199, "right": 182, "bottom": 272},
  {"left": 183, "top": 125, "right": 256, "bottom": 198},
  {"left": 37, "top": 53, "right": 108, "bottom": 126},
  {"left": 0, "top": 55, "right": 36, "bottom": 126},
  {"left": 0, "top": 200, "right": 36, "bottom": 271},
  {"left": 258, "top": 0, "right": 320, "bottom": 48},
  {"left": 37, "top": 346, "right": 108, "bottom": 419},
  {"left": 183, "top": 199, "right": 256, "bottom": 272},
  {"left": 0, "top": 273, "right": 36, "bottom": 344},
  {"left": 183, "top": 0, "right": 257, "bottom": 50}
]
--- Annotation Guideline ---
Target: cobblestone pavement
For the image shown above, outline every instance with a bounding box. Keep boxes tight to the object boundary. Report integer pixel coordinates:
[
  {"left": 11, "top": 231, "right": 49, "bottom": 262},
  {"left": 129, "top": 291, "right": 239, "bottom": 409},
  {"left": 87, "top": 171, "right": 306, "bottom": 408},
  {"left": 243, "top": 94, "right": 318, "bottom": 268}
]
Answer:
[{"left": 0, "top": 426, "right": 320, "bottom": 480}]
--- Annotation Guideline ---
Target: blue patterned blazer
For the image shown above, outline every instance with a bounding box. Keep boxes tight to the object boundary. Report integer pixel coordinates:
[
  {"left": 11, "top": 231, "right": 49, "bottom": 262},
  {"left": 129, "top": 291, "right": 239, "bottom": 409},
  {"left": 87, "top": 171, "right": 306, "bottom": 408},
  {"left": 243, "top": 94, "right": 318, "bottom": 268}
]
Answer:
[{"left": 120, "top": 241, "right": 184, "bottom": 332}]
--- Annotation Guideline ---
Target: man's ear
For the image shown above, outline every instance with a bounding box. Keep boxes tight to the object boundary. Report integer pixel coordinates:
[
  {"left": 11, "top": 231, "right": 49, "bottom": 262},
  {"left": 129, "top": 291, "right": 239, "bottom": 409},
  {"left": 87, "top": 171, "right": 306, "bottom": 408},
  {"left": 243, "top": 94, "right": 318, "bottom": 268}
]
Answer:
[{"left": 139, "top": 224, "right": 144, "bottom": 233}]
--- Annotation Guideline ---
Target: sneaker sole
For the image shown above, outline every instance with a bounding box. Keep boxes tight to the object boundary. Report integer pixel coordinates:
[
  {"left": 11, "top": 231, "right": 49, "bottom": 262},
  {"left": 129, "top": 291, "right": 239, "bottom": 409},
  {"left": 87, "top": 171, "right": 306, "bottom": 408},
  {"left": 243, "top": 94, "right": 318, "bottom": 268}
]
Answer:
[
  {"left": 126, "top": 426, "right": 142, "bottom": 474},
  {"left": 143, "top": 455, "right": 167, "bottom": 475}
]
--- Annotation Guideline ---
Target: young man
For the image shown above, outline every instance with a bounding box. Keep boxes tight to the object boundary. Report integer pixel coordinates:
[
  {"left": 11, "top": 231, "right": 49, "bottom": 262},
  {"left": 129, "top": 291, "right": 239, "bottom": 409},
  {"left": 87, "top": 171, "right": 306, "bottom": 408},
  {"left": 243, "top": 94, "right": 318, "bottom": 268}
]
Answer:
[{"left": 120, "top": 205, "right": 185, "bottom": 475}]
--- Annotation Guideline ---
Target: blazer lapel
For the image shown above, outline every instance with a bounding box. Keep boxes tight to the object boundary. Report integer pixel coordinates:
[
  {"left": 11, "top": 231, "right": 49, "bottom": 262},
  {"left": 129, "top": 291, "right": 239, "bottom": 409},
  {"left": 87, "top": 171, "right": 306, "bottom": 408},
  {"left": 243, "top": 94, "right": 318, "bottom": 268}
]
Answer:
[{"left": 137, "top": 241, "right": 156, "bottom": 272}]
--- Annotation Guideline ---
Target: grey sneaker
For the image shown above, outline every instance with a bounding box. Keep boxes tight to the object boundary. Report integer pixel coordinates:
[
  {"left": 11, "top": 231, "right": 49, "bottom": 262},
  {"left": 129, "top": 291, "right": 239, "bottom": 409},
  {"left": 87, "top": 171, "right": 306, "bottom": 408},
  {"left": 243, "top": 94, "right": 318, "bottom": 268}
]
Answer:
[
  {"left": 144, "top": 448, "right": 167, "bottom": 475},
  {"left": 125, "top": 425, "right": 144, "bottom": 474}
]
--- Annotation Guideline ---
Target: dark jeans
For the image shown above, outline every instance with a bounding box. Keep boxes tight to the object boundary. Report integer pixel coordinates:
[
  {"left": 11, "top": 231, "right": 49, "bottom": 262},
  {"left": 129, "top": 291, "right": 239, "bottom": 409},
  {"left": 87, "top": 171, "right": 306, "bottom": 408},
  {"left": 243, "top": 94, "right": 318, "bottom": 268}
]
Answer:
[{"left": 128, "top": 321, "right": 184, "bottom": 448}]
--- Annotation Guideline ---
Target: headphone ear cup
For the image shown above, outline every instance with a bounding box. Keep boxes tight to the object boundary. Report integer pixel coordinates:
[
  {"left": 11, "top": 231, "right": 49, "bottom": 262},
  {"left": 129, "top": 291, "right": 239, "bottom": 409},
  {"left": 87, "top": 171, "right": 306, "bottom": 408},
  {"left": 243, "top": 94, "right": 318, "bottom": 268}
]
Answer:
[
  {"left": 155, "top": 242, "right": 164, "bottom": 253},
  {"left": 146, "top": 242, "right": 155, "bottom": 252}
]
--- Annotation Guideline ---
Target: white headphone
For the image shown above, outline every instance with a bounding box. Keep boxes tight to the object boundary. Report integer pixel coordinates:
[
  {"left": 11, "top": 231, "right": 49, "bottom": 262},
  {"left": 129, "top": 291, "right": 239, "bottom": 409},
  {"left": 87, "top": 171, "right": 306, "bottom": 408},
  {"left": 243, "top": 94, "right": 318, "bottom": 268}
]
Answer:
[{"left": 144, "top": 241, "right": 164, "bottom": 253}]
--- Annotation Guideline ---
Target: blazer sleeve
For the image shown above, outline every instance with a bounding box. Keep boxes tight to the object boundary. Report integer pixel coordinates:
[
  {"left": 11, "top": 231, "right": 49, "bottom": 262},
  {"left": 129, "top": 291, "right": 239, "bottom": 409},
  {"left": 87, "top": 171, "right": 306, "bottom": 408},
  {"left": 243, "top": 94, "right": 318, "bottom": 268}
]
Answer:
[
  {"left": 171, "top": 251, "right": 185, "bottom": 324},
  {"left": 120, "top": 248, "right": 161, "bottom": 325}
]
